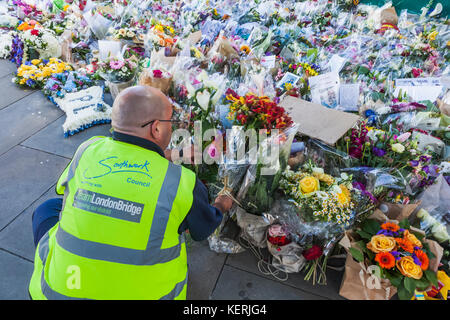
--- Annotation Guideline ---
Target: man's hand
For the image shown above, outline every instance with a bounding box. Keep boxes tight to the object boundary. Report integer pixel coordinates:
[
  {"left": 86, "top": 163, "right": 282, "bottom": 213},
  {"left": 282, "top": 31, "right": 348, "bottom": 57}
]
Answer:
[
  {"left": 213, "top": 195, "right": 233, "bottom": 213},
  {"left": 165, "top": 144, "right": 196, "bottom": 164}
]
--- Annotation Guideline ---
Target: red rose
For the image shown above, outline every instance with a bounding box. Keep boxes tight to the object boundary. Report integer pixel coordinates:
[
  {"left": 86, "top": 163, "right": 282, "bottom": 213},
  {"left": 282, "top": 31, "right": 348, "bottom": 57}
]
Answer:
[
  {"left": 31, "top": 29, "right": 40, "bottom": 36},
  {"left": 152, "top": 69, "right": 163, "bottom": 78},
  {"left": 302, "top": 245, "right": 323, "bottom": 260}
]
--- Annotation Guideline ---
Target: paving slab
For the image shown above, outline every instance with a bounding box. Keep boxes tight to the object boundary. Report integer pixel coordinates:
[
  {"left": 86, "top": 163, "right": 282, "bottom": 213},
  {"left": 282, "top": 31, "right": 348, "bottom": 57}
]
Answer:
[
  {"left": 22, "top": 116, "right": 112, "bottom": 159},
  {"left": 211, "top": 265, "right": 326, "bottom": 300},
  {"left": 0, "top": 59, "right": 17, "bottom": 78},
  {"left": 0, "top": 185, "right": 59, "bottom": 262},
  {"left": 0, "top": 146, "right": 69, "bottom": 230},
  {"left": 0, "top": 250, "right": 33, "bottom": 300},
  {"left": 225, "top": 241, "right": 346, "bottom": 300},
  {"left": 0, "top": 92, "right": 64, "bottom": 156},
  {"left": 187, "top": 239, "right": 228, "bottom": 300},
  {"left": 0, "top": 74, "right": 36, "bottom": 111}
]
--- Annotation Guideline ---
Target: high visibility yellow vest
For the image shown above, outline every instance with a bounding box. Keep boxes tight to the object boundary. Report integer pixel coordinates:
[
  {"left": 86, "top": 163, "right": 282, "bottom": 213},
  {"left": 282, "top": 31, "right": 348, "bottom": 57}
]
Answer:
[{"left": 29, "top": 136, "right": 196, "bottom": 300}]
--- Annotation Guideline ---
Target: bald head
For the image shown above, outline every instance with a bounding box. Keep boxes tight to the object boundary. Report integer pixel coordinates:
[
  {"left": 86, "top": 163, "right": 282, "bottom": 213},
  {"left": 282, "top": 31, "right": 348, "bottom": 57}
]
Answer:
[{"left": 111, "top": 85, "right": 171, "bottom": 135}]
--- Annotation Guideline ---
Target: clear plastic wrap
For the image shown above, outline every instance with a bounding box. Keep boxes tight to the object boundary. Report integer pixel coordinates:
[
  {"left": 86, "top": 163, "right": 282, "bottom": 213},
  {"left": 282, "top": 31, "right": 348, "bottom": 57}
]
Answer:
[{"left": 414, "top": 174, "right": 450, "bottom": 244}]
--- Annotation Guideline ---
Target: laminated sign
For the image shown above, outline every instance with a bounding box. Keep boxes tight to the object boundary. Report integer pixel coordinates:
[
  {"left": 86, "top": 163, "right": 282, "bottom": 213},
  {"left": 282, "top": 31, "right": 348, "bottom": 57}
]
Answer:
[{"left": 279, "top": 96, "right": 360, "bottom": 146}]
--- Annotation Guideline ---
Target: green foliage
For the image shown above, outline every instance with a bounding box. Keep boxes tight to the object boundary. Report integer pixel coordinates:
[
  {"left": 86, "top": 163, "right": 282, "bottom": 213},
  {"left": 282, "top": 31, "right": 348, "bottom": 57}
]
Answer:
[
  {"left": 349, "top": 247, "right": 364, "bottom": 263},
  {"left": 398, "top": 218, "right": 411, "bottom": 230},
  {"left": 361, "top": 219, "right": 380, "bottom": 236},
  {"left": 424, "top": 270, "right": 438, "bottom": 288}
]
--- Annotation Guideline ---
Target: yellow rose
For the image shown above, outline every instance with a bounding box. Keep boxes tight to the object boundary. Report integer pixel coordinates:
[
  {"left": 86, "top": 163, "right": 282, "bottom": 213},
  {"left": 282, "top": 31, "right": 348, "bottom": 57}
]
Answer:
[
  {"left": 313, "top": 172, "right": 335, "bottom": 185},
  {"left": 299, "top": 176, "right": 319, "bottom": 194},
  {"left": 403, "top": 230, "right": 422, "bottom": 248},
  {"left": 366, "top": 234, "right": 396, "bottom": 253},
  {"left": 396, "top": 256, "right": 423, "bottom": 279}
]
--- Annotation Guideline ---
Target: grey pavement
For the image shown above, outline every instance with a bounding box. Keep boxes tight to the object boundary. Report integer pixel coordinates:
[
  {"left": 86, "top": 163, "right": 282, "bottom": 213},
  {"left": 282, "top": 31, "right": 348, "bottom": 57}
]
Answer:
[{"left": 0, "top": 59, "right": 347, "bottom": 300}]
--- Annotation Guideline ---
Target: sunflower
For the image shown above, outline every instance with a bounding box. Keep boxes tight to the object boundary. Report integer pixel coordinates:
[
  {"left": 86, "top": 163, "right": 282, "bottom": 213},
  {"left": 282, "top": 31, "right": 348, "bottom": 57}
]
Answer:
[
  {"left": 375, "top": 252, "right": 395, "bottom": 269},
  {"left": 414, "top": 250, "right": 429, "bottom": 271},
  {"left": 381, "top": 222, "right": 400, "bottom": 233}
]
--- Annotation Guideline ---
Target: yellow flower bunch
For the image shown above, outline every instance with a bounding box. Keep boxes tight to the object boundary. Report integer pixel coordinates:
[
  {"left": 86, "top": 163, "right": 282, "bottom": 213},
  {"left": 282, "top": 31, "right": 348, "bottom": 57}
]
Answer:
[
  {"left": 15, "top": 58, "right": 72, "bottom": 88},
  {"left": 301, "top": 62, "right": 318, "bottom": 77}
]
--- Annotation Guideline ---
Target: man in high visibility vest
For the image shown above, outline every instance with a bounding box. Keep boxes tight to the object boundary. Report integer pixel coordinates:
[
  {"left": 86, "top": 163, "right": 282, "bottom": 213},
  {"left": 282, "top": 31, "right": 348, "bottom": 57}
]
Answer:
[{"left": 29, "top": 85, "right": 233, "bottom": 300}]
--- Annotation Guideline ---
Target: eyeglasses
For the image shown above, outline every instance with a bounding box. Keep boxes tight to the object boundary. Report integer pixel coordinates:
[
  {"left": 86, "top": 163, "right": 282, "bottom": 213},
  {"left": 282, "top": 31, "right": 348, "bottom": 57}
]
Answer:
[{"left": 140, "top": 119, "right": 187, "bottom": 128}]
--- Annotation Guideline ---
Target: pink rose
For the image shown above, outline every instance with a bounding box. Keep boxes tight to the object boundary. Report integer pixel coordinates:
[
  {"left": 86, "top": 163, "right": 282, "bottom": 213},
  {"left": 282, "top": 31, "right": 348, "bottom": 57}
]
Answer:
[{"left": 152, "top": 69, "right": 163, "bottom": 78}]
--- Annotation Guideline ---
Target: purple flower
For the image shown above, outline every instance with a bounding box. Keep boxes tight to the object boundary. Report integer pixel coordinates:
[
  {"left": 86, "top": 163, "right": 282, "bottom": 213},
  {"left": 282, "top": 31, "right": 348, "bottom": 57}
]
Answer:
[
  {"left": 420, "top": 155, "right": 431, "bottom": 163},
  {"left": 412, "top": 254, "right": 422, "bottom": 266},
  {"left": 422, "top": 166, "right": 430, "bottom": 174},
  {"left": 390, "top": 251, "right": 401, "bottom": 261},
  {"left": 410, "top": 160, "right": 419, "bottom": 167},
  {"left": 372, "top": 147, "right": 386, "bottom": 157}
]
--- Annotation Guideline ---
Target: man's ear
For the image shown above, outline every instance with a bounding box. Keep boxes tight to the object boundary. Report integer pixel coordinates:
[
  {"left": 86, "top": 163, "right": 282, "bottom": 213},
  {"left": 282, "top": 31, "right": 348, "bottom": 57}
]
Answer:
[{"left": 150, "top": 120, "right": 161, "bottom": 139}]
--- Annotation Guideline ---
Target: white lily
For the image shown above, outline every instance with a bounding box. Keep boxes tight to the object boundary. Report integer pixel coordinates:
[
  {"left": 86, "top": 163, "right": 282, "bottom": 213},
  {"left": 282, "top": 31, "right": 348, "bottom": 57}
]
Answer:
[
  {"left": 211, "top": 86, "right": 224, "bottom": 105},
  {"left": 196, "top": 90, "right": 211, "bottom": 110}
]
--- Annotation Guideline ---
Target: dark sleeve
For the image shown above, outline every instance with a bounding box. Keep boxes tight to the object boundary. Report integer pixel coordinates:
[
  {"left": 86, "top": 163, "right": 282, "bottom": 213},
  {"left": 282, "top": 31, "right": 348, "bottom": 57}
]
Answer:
[{"left": 177, "top": 178, "right": 223, "bottom": 241}]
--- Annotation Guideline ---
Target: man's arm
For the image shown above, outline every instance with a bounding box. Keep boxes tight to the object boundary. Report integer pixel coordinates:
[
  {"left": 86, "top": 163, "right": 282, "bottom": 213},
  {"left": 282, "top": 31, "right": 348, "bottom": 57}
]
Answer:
[{"left": 177, "top": 178, "right": 233, "bottom": 241}]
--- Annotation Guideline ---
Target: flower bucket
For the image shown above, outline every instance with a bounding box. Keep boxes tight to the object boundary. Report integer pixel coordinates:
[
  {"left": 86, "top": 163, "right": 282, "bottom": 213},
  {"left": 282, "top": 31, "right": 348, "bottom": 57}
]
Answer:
[{"left": 107, "top": 78, "right": 135, "bottom": 101}]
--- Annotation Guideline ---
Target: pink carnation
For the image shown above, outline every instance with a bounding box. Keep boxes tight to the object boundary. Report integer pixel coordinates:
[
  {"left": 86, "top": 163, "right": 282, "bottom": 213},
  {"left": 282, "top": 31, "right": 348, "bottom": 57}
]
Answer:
[{"left": 110, "top": 60, "right": 125, "bottom": 70}]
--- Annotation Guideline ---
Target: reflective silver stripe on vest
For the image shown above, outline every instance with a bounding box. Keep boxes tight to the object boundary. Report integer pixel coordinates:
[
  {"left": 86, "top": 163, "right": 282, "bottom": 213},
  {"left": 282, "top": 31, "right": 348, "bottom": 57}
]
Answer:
[
  {"left": 60, "top": 137, "right": 104, "bottom": 189},
  {"left": 56, "top": 162, "right": 184, "bottom": 266},
  {"left": 37, "top": 227, "right": 186, "bottom": 300},
  {"left": 160, "top": 271, "right": 188, "bottom": 300},
  {"left": 37, "top": 231, "right": 88, "bottom": 300},
  {"left": 59, "top": 137, "right": 104, "bottom": 221}
]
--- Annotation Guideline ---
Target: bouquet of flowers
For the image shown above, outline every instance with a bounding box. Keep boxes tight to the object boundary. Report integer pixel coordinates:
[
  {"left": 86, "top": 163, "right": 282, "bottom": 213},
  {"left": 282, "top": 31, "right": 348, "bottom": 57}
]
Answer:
[
  {"left": 42, "top": 70, "right": 95, "bottom": 102},
  {"left": 111, "top": 27, "right": 144, "bottom": 43},
  {"left": 225, "top": 90, "right": 293, "bottom": 132},
  {"left": 18, "top": 23, "right": 61, "bottom": 60},
  {"left": 97, "top": 56, "right": 138, "bottom": 99},
  {"left": 13, "top": 58, "right": 72, "bottom": 89},
  {"left": 145, "top": 24, "right": 176, "bottom": 51},
  {"left": 138, "top": 67, "right": 172, "bottom": 94},
  {"left": 0, "top": 32, "right": 13, "bottom": 59},
  {"left": 343, "top": 217, "right": 442, "bottom": 300},
  {"left": 279, "top": 160, "right": 358, "bottom": 226},
  {"left": 96, "top": 56, "right": 138, "bottom": 83}
]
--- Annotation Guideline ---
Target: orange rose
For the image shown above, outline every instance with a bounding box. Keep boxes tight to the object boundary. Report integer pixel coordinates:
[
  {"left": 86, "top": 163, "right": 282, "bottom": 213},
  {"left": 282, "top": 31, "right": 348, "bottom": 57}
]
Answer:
[
  {"left": 396, "top": 256, "right": 423, "bottom": 279},
  {"left": 403, "top": 230, "right": 422, "bottom": 248},
  {"left": 366, "top": 235, "right": 397, "bottom": 253}
]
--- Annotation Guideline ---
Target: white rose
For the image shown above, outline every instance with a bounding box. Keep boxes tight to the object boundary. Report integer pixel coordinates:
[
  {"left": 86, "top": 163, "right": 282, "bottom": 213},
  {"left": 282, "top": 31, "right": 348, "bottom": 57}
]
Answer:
[
  {"left": 416, "top": 209, "right": 429, "bottom": 219},
  {"left": 423, "top": 214, "right": 438, "bottom": 228},
  {"left": 312, "top": 167, "right": 324, "bottom": 175},
  {"left": 431, "top": 223, "right": 450, "bottom": 243}
]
